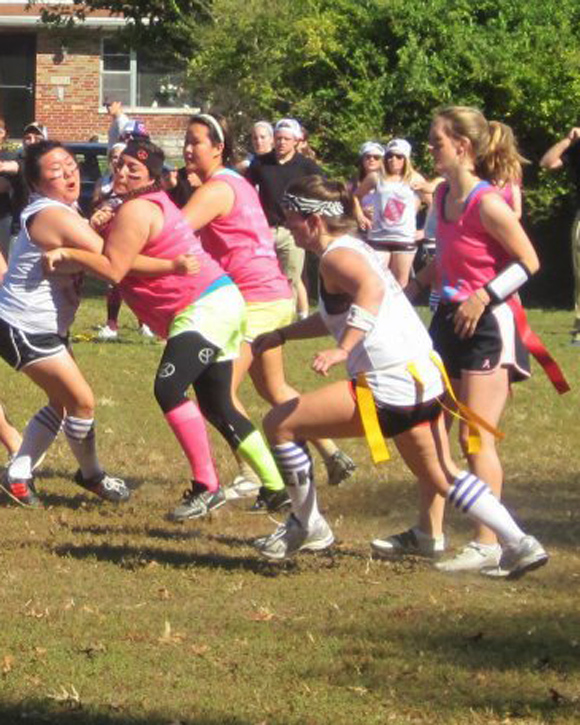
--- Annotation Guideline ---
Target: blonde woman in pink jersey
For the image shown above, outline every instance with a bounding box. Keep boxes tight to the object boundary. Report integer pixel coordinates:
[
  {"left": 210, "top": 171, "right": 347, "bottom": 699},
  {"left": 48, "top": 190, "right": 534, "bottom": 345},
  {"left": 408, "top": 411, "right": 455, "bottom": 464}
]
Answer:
[
  {"left": 180, "top": 114, "right": 356, "bottom": 510},
  {"left": 380, "top": 108, "right": 541, "bottom": 574},
  {"left": 44, "top": 138, "right": 288, "bottom": 522}
]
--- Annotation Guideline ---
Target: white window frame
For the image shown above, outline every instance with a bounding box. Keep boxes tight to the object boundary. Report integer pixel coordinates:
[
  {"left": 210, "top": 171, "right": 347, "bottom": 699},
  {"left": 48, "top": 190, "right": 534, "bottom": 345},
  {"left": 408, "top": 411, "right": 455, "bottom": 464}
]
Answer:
[{"left": 99, "top": 37, "right": 192, "bottom": 115}]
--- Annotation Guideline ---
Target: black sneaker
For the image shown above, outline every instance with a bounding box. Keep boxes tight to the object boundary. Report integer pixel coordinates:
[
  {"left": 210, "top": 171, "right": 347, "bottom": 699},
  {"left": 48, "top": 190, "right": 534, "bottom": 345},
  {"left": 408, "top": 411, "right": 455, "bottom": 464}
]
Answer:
[
  {"left": 249, "top": 486, "right": 291, "bottom": 513},
  {"left": 168, "top": 482, "right": 226, "bottom": 522},
  {"left": 325, "top": 450, "right": 356, "bottom": 486},
  {"left": 1, "top": 473, "right": 41, "bottom": 508},
  {"left": 74, "top": 469, "right": 131, "bottom": 503}
]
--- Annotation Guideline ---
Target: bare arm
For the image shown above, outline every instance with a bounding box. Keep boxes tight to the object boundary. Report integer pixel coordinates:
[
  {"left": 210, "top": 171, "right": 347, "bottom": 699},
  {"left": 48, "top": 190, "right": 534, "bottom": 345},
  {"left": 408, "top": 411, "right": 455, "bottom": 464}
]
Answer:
[
  {"left": 0, "top": 160, "right": 19, "bottom": 175},
  {"left": 539, "top": 128, "right": 580, "bottom": 170},
  {"left": 43, "top": 199, "right": 157, "bottom": 283},
  {"left": 28, "top": 206, "right": 104, "bottom": 253},
  {"left": 452, "top": 194, "right": 539, "bottom": 339},
  {"left": 311, "top": 247, "right": 384, "bottom": 375},
  {"left": 181, "top": 179, "right": 235, "bottom": 231}
]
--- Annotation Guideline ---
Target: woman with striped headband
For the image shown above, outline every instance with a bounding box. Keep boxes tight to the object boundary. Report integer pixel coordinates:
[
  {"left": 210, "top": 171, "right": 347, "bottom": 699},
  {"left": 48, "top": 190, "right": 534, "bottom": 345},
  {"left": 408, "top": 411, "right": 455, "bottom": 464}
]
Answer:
[
  {"left": 180, "top": 113, "right": 356, "bottom": 509},
  {"left": 251, "top": 174, "right": 548, "bottom": 581}
]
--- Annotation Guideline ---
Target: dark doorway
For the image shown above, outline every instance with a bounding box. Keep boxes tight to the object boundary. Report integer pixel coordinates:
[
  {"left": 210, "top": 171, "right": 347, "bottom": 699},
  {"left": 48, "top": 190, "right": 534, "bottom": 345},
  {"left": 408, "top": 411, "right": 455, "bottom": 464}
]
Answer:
[{"left": 0, "top": 34, "right": 36, "bottom": 139}]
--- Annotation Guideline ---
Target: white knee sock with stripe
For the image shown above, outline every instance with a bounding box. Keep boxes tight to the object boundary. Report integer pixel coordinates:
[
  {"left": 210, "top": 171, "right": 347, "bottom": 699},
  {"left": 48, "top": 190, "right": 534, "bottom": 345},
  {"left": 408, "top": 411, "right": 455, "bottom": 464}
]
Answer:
[
  {"left": 448, "top": 471, "right": 525, "bottom": 546},
  {"left": 272, "top": 441, "right": 322, "bottom": 529},
  {"left": 8, "top": 405, "right": 63, "bottom": 480},
  {"left": 64, "top": 416, "right": 102, "bottom": 480}
]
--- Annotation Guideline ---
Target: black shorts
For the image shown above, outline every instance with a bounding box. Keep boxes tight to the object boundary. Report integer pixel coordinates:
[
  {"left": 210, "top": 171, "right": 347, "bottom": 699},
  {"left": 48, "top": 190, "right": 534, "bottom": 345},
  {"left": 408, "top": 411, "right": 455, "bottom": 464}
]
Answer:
[
  {"left": 348, "top": 380, "right": 442, "bottom": 438},
  {"left": 429, "top": 302, "right": 529, "bottom": 382},
  {"left": 366, "top": 240, "right": 417, "bottom": 253},
  {"left": 0, "top": 317, "right": 69, "bottom": 371},
  {"left": 377, "top": 398, "right": 442, "bottom": 438}
]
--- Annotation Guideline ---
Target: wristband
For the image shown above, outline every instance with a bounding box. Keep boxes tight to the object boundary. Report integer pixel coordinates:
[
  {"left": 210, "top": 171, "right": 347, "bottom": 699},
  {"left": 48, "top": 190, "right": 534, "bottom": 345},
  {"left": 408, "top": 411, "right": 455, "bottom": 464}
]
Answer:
[
  {"left": 346, "top": 304, "right": 377, "bottom": 333},
  {"left": 484, "top": 261, "right": 532, "bottom": 303},
  {"left": 277, "top": 328, "right": 286, "bottom": 344}
]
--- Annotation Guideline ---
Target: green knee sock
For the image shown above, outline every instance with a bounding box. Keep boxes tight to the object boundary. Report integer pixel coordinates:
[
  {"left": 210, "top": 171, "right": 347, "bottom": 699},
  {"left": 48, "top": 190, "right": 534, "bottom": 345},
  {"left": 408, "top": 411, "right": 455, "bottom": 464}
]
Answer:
[{"left": 236, "top": 430, "right": 284, "bottom": 492}]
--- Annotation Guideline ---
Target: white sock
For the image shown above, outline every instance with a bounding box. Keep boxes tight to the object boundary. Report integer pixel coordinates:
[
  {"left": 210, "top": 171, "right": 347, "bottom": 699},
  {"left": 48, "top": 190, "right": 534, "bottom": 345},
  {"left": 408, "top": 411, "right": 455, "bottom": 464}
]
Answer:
[
  {"left": 272, "top": 442, "right": 322, "bottom": 528},
  {"left": 63, "top": 416, "right": 102, "bottom": 480},
  {"left": 8, "top": 405, "right": 63, "bottom": 480},
  {"left": 448, "top": 471, "right": 525, "bottom": 546}
]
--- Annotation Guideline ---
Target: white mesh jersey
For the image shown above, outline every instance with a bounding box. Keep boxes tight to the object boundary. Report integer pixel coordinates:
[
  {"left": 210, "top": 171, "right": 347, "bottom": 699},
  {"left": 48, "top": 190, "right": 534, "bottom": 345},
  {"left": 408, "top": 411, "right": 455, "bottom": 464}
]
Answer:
[
  {"left": 0, "top": 195, "right": 83, "bottom": 336},
  {"left": 367, "top": 178, "right": 417, "bottom": 246},
  {"left": 319, "top": 235, "right": 444, "bottom": 407}
]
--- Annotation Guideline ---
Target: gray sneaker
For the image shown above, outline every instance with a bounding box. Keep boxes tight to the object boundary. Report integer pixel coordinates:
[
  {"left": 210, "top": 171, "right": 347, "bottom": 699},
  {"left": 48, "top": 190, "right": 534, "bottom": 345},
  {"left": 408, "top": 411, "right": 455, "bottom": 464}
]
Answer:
[
  {"left": 325, "top": 450, "right": 356, "bottom": 486},
  {"left": 435, "top": 541, "right": 501, "bottom": 573},
  {"left": 168, "top": 482, "right": 226, "bottom": 522},
  {"left": 74, "top": 470, "right": 130, "bottom": 503},
  {"left": 496, "top": 536, "right": 548, "bottom": 580},
  {"left": 371, "top": 526, "right": 445, "bottom": 559},
  {"left": 255, "top": 514, "right": 334, "bottom": 560}
]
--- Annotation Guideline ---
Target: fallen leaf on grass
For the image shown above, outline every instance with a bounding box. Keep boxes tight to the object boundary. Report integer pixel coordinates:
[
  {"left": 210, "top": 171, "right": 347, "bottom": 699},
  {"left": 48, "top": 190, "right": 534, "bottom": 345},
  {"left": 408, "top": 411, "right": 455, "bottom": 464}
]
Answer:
[
  {"left": 79, "top": 642, "right": 106, "bottom": 659},
  {"left": 2, "top": 655, "right": 14, "bottom": 675},
  {"left": 249, "top": 607, "right": 275, "bottom": 622},
  {"left": 47, "top": 684, "right": 81, "bottom": 708},
  {"left": 190, "top": 644, "right": 209, "bottom": 656},
  {"left": 158, "top": 620, "right": 186, "bottom": 644},
  {"left": 158, "top": 587, "right": 171, "bottom": 600},
  {"left": 346, "top": 686, "right": 368, "bottom": 696}
]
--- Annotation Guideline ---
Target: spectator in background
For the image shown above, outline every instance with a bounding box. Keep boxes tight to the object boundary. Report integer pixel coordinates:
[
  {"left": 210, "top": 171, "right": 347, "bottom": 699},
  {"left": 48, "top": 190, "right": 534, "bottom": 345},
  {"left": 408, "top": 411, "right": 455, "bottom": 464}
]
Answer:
[
  {"left": 105, "top": 99, "right": 130, "bottom": 149},
  {"left": 0, "top": 121, "right": 48, "bottom": 262},
  {"left": 247, "top": 118, "right": 320, "bottom": 319},
  {"left": 0, "top": 116, "right": 13, "bottom": 268},
  {"left": 236, "top": 121, "right": 274, "bottom": 175},
  {"left": 540, "top": 127, "right": 580, "bottom": 344}
]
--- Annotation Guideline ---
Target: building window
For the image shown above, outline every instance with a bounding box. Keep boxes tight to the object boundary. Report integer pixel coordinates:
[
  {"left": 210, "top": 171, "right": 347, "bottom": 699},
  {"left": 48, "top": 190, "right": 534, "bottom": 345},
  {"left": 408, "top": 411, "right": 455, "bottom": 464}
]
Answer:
[{"left": 101, "top": 38, "right": 191, "bottom": 109}]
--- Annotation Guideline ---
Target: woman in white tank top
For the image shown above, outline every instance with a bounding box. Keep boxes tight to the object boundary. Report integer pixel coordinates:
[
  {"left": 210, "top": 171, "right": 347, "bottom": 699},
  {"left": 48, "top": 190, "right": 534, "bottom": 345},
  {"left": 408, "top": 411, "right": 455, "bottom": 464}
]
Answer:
[
  {"left": 355, "top": 138, "right": 428, "bottom": 287},
  {"left": 0, "top": 141, "right": 130, "bottom": 508}
]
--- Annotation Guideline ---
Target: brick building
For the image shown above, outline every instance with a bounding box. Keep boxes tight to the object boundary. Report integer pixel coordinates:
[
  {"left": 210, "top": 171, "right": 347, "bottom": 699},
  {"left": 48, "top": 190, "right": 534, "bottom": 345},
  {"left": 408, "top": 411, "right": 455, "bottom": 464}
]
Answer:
[{"left": 0, "top": 1, "right": 196, "bottom": 154}]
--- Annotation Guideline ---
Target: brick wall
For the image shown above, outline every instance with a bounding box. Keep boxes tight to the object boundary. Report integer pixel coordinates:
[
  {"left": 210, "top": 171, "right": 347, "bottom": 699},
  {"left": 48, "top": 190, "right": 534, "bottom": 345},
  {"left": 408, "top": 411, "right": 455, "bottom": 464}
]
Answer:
[{"left": 35, "top": 31, "right": 191, "bottom": 156}]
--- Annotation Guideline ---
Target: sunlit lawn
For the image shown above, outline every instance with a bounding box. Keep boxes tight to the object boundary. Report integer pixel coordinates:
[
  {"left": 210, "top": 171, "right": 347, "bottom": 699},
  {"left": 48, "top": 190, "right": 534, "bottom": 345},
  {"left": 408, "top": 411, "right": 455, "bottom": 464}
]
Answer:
[{"left": 0, "top": 294, "right": 578, "bottom": 725}]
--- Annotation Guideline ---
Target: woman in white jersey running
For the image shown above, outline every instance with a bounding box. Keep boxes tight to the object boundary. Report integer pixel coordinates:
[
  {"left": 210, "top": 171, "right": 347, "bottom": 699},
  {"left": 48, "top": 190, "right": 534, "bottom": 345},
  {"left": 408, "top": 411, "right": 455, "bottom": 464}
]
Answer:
[
  {"left": 0, "top": 141, "right": 130, "bottom": 508},
  {"left": 251, "top": 174, "right": 547, "bottom": 581}
]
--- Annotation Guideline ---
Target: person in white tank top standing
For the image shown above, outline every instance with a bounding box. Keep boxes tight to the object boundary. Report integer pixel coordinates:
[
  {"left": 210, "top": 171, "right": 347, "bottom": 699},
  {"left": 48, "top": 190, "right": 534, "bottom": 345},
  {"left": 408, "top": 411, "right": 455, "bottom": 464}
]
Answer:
[{"left": 355, "top": 138, "right": 428, "bottom": 287}]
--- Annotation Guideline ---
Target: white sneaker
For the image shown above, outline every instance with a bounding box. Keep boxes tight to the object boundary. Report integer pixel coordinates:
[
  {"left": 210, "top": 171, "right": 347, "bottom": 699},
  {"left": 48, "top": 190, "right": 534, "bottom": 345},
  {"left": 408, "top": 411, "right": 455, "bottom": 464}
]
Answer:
[
  {"left": 255, "top": 514, "right": 334, "bottom": 560},
  {"left": 484, "top": 536, "right": 548, "bottom": 580},
  {"left": 224, "top": 475, "right": 261, "bottom": 500},
  {"left": 97, "top": 325, "right": 118, "bottom": 341},
  {"left": 138, "top": 324, "right": 155, "bottom": 338},
  {"left": 371, "top": 526, "right": 445, "bottom": 559},
  {"left": 435, "top": 541, "right": 501, "bottom": 573}
]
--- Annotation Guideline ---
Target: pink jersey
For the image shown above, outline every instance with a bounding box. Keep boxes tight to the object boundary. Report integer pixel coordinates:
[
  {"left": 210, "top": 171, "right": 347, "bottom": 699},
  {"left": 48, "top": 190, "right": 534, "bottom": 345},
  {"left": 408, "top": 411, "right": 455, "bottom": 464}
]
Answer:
[
  {"left": 199, "top": 169, "right": 291, "bottom": 302},
  {"left": 435, "top": 181, "right": 512, "bottom": 303},
  {"left": 119, "top": 190, "right": 226, "bottom": 338}
]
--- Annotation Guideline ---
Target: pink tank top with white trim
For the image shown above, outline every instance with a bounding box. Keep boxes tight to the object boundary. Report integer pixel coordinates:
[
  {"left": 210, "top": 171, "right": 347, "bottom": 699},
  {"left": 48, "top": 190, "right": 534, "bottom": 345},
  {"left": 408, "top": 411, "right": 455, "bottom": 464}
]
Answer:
[
  {"left": 199, "top": 169, "right": 291, "bottom": 302},
  {"left": 435, "top": 181, "right": 512, "bottom": 303},
  {"left": 119, "top": 190, "right": 226, "bottom": 338}
]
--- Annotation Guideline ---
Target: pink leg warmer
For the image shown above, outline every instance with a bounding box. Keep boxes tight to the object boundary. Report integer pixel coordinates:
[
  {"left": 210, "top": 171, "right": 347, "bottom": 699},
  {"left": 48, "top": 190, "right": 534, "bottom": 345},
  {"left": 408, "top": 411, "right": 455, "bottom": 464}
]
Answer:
[{"left": 164, "top": 400, "right": 219, "bottom": 492}]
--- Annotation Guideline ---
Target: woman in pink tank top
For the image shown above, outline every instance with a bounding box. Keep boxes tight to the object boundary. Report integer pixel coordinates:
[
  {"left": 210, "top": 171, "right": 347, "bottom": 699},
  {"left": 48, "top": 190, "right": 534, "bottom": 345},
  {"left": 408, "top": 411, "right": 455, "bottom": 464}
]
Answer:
[
  {"left": 178, "top": 114, "right": 356, "bottom": 507},
  {"left": 44, "top": 138, "right": 290, "bottom": 523},
  {"left": 398, "top": 107, "right": 542, "bottom": 574}
]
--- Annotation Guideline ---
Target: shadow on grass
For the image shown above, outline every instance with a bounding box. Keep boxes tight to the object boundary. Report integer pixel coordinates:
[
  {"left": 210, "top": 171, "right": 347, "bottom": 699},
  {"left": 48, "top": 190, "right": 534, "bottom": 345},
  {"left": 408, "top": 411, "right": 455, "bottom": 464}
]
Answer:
[
  {"left": 317, "top": 602, "right": 580, "bottom": 721},
  {"left": 0, "top": 701, "right": 254, "bottom": 725},
  {"left": 52, "top": 539, "right": 299, "bottom": 578}
]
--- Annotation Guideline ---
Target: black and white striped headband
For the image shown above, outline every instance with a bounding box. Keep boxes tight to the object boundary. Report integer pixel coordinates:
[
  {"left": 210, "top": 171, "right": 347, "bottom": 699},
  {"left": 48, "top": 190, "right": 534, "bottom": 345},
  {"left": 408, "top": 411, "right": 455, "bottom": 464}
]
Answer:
[{"left": 282, "top": 192, "right": 344, "bottom": 217}]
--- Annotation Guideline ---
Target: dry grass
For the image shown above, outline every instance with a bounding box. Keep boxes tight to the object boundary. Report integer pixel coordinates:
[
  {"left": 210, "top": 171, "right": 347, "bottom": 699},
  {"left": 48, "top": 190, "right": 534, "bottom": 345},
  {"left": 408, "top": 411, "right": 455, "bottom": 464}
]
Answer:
[{"left": 0, "top": 296, "right": 578, "bottom": 725}]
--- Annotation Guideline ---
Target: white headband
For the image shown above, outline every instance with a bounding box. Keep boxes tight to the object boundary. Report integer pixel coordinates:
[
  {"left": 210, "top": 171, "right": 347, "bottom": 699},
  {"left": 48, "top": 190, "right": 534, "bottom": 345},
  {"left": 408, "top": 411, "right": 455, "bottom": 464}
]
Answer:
[
  {"left": 193, "top": 114, "right": 225, "bottom": 143},
  {"left": 282, "top": 192, "right": 344, "bottom": 217},
  {"left": 275, "top": 118, "right": 303, "bottom": 140},
  {"left": 359, "top": 141, "right": 385, "bottom": 158},
  {"left": 253, "top": 121, "right": 274, "bottom": 137}
]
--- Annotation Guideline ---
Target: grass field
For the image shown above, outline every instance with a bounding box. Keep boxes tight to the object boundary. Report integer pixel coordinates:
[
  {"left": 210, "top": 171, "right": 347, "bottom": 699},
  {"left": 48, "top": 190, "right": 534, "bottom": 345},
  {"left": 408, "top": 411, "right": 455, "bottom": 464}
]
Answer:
[{"left": 0, "top": 296, "right": 578, "bottom": 725}]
